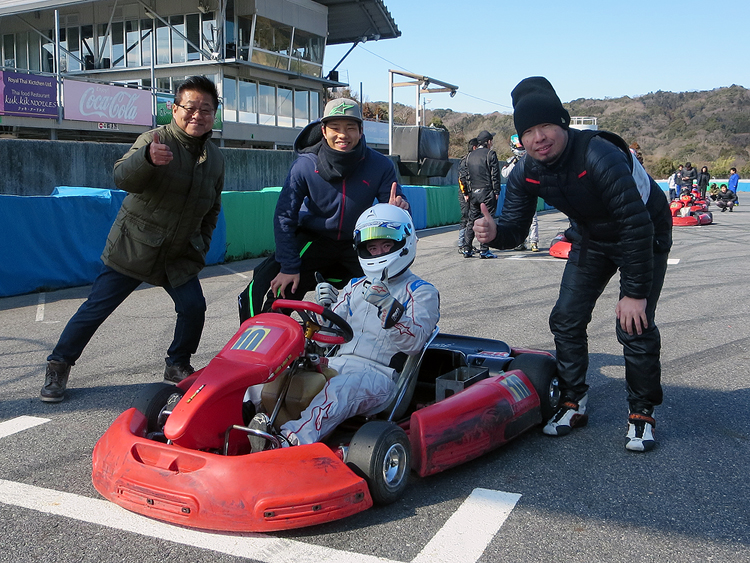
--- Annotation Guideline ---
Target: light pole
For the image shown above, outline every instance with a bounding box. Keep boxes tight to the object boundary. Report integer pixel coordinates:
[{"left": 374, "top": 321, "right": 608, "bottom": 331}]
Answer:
[{"left": 422, "top": 98, "right": 431, "bottom": 126}]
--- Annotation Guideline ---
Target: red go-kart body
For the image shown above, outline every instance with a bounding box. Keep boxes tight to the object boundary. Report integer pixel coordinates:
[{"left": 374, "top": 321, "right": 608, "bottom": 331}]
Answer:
[
  {"left": 549, "top": 232, "right": 571, "bottom": 259},
  {"left": 92, "top": 301, "right": 559, "bottom": 532},
  {"left": 670, "top": 198, "right": 713, "bottom": 226}
]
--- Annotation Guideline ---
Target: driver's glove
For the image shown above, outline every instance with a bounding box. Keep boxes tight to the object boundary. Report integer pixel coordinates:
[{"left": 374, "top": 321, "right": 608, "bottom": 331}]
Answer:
[
  {"left": 363, "top": 270, "right": 405, "bottom": 329},
  {"left": 315, "top": 281, "right": 339, "bottom": 309}
]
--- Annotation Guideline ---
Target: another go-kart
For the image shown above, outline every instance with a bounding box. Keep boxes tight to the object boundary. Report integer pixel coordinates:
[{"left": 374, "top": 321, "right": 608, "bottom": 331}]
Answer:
[
  {"left": 92, "top": 299, "right": 560, "bottom": 533},
  {"left": 670, "top": 192, "right": 713, "bottom": 226},
  {"left": 549, "top": 232, "right": 571, "bottom": 259}
]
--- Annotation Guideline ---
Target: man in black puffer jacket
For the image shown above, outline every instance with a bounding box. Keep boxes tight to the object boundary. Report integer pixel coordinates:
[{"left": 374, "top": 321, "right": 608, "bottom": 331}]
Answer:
[{"left": 474, "top": 77, "right": 672, "bottom": 453}]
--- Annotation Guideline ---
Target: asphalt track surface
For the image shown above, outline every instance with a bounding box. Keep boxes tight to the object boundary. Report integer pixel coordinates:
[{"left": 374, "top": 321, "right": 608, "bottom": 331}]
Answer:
[{"left": 1, "top": 204, "right": 749, "bottom": 562}]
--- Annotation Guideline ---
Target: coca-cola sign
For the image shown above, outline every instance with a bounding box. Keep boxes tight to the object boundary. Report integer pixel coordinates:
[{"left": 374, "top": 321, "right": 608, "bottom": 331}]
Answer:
[{"left": 63, "top": 79, "right": 152, "bottom": 126}]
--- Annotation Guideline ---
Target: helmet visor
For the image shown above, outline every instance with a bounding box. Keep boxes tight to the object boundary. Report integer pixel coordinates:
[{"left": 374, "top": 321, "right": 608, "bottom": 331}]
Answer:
[{"left": 354, "top": 223, "right": 409, "bottom": 246}]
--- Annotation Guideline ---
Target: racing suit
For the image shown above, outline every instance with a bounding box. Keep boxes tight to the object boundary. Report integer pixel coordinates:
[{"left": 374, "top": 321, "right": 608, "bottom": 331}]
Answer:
[
  {"left": 281, "top": 271, "right": 440, "bottom": 445},
  {"left": 493, "top": 129, "right": 672, "bottom": 414},
  {"left": 464, "top": 146, "right": 502, "bottom": 252}
]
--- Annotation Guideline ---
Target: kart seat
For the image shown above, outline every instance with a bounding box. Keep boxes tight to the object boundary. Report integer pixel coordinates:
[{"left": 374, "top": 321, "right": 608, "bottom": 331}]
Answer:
[{"left": 378, "top": 326, "right": 440, "bottom": 422}]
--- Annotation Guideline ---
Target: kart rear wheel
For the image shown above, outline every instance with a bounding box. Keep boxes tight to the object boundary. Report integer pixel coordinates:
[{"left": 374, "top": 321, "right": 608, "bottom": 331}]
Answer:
[
  {"left": 347, "top": 421, "right": 410, "bottom": 505},
  {"left": 508, "top": 353, "right": 560, "bottom": 420},
  {"left": 132, "top": 382, "right": 185, "bottom": 435}
]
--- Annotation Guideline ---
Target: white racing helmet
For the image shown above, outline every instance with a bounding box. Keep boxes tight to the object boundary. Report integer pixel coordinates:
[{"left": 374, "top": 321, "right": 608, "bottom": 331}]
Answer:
[{"left": 353, "top": 203, "right": 416, "bottom": 280}]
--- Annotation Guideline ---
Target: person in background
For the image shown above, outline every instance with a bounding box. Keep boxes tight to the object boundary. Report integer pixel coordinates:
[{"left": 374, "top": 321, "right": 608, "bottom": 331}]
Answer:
[
  {"left": 716, "top": 184, "right": 737, "bottom": 212},
  {"left": 41, "top": 76, "right": 224, "bottom": 402},
  {"left": 245, "top": 204, "right": 440, "bottom": 450},
  {"left": 697, "top": 166, "right": 710, "bottom": 201},
  {"left": 667, "top": 170, "right": 679, "bottom": 201},
  {"left": 457, "top": 138, "right": 478, "bottom": 253},
  {"left": 708, "top": 182, "right": 720, "bottom": 201},
  {"left": 681, "top": 162, "right": 697, "bottom": 190},
  {"left": 503, "top": 134, "right": 539, "bottom": 252},
  {"left": 474, "top": 76, "right": 672, "bottom": 453},
  {"left": 237, "top": 98, "right": 408, "bottom": 322},
  {"left": 728, "top": 167, "right": 740, "bottom": 205},
  {"left": 463, "top": 130, "right": 501, "bottom": 259}
]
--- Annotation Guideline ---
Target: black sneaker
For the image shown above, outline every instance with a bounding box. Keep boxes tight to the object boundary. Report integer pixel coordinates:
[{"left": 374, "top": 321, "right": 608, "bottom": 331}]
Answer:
[
  {"left": 40, "top": 361, "right": 71, "bottom": 403},
  {"left": 625, "top": 412, "right": 656, "bottom": 452},
  {"left": 164, "top": 363, "right": 195, "bottom": 383},
  {"left": 247, "top": 413, "right": 272, "bottom": 453}
]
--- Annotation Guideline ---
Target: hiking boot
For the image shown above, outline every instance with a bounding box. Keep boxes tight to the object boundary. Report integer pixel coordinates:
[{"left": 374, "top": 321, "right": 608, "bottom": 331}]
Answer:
[
  {"left": 543, "top": 394, "right": 588, "bottom": 436},
  {"left": 247, "top": 412, "right": 272, "bottom": 453},
  {"left": 164, "top": 363, "right": 195, "bottom": 383},
  {"left": 625, "top": 412, "right": 656, "bottom": 452},
  {"left": 479, "top": 250, "right": 496, "bottom": 259},
  {"left": 40, "top": 361, "right": 71, "bottom": 403},
  {"left": 530, "top": 242, "right": 540, "bottom": 252}
]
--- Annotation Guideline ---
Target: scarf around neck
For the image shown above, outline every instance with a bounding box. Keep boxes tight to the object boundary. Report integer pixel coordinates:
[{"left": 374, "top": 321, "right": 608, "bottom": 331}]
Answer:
[{"left": 315, "top": 136, "right": 366, "bottom": 182}]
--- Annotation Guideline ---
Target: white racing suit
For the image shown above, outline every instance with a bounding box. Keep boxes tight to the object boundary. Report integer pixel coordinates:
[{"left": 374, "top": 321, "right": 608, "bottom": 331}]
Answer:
[{"left": 281, "top": 270, "right": 440, "bottom": 445}]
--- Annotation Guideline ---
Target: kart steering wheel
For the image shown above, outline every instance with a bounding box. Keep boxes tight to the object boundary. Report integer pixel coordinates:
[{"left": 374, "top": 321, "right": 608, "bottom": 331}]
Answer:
[{"left": 271, "top": 299, "right": 354, "bottom": 345}]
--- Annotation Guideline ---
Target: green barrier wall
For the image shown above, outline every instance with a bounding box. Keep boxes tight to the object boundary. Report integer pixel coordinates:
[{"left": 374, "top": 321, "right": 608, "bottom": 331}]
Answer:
[
  {"left": 425, "top": 185, "right": 462, "bottom": 226},
  {"left": 222, "top": 187, "right": 281, "bottom": 260}
]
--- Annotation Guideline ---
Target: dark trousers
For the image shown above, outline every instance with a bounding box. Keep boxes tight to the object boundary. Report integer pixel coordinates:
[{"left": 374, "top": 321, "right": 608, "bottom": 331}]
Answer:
[
  {"left": 549, "top": 247, "right": 668, "bottom": 413},
  {"left": 49, "top": 265, "right": 206, "bottom": 367},
  {"left": 238, "top": 233, "right": 363, "bottom": 323},
  {"left": 464, "top": 189, "right": 497, "bottom": 251}
]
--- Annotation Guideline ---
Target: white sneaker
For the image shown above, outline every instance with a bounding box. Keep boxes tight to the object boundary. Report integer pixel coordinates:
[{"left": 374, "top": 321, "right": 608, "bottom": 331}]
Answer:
[
  {"left": 625, "top": 413, "right": 656, "bottom": 452},
  {"left": 543, "top": 394, "right": 588, "bottom": 436}
]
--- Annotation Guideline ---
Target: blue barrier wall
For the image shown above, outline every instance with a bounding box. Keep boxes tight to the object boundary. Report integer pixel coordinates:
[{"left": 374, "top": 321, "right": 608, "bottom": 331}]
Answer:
[{"left": 0, "top": 188, "right": 226, "bottom": 298}]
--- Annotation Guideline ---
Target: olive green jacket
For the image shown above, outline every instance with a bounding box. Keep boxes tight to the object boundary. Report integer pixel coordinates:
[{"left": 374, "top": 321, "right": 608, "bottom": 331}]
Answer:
[{"left": 104, "top": 120, "right": 224, "bottom": 287}]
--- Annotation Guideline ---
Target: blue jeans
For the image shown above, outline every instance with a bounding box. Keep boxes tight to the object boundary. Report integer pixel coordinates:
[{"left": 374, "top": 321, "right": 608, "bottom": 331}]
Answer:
[{"left": 49, "top": 265, "right": 206, "bottom": 367}]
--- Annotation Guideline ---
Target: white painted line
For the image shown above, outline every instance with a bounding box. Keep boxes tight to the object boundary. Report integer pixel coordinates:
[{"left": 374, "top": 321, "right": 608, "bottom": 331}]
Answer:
[
  {"left": 668, "top": 258, "right": 680, "bottom": 265},
  {"left": 0, "top": 478, "right": 520, "bottom": 563},
  {"left": 411, "top": 488, "right": 521, "bottom": 563},
  {"left": 219, "top": 265, "right": 249, "bottom": 279},
  {"left": 35, "top": 293, "right": 45, "bottom": 322},
  {"left": 0, "top": 416, "right": 50, "bottom": 439},
  {"left": 0, "top": 479, "right": 395, "bottom": 563}
]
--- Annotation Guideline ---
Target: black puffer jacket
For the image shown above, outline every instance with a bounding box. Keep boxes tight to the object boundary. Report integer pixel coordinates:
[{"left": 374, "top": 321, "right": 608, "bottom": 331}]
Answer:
[{"left": 497, "top": 129, "right": 672, "bottom": 299}]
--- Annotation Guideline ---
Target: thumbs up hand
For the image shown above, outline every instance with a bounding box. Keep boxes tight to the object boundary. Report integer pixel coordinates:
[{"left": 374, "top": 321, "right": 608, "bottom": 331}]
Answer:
[
  {"left": 149, "top": 131, "right": 173, "bottom": 166},
  {"left": 473, "top": 203, "right": 497, "bottom": 244}
]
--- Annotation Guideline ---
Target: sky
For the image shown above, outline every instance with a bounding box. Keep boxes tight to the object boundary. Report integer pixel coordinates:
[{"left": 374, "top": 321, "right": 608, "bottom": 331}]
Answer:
[{"left": 323, "top": 0, "right": 750, "bottom": 115}]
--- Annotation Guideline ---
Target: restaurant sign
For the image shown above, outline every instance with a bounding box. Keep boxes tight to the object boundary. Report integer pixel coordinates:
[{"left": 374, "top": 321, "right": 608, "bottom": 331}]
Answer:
[{"left": 0, "top": 71, "right": 58, "bottom": 119}]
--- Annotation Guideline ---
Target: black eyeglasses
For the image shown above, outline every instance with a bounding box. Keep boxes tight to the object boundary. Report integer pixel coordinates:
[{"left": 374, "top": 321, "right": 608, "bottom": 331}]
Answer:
[{"left": 174, "top": 103, "right": 215, "bottom": 117}]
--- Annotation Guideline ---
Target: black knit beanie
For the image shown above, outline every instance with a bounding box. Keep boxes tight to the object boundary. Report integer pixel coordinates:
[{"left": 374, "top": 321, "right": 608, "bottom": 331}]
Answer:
[{"left": 511, "top": 77, "right": 570, "bottom": 138}]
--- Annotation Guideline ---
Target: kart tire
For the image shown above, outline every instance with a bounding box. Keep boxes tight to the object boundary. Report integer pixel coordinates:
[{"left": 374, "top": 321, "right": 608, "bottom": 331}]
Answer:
[
  {"left": 508, "top": 353, "right": 560, "bottom": 421},
  {"left": 132, "top": 382, "right": 185, "bottom": 434},
  {"left": 347, "top": 421, "right": 410, "bottom": 505}
]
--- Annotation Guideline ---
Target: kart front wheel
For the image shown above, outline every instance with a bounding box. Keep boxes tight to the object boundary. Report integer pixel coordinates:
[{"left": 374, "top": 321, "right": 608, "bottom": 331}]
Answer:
[
  {"left": 132, "top": 382, "right": 185, "bottom": 435},
  {"left": 347, "top": 421, "right": 410, "bottom": 505},
  {"left": 508, "top": 353, "right": 560, "bottom": 421}
]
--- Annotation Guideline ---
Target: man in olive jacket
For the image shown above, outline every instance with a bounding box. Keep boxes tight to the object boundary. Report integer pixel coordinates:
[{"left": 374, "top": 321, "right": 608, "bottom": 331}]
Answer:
[{"left": 41, "top": 76, "right": 224, "bottom": 403}]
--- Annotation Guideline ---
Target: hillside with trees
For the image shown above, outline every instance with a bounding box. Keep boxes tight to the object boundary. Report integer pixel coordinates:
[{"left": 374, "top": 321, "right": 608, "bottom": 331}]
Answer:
[{"left": 353, "top": 85, "right": 750, "bottom": 179}]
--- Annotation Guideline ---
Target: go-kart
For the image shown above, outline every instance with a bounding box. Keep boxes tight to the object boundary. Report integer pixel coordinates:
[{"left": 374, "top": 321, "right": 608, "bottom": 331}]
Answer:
[
  {"left": 670, "top": 194, "right": 713, "bottom": 226},
  {"left": 549, "top": 232, "right": 571, "bottom": 259},
  {"left": 92, "top": 299, "right": 560, "bottom": 533}
]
